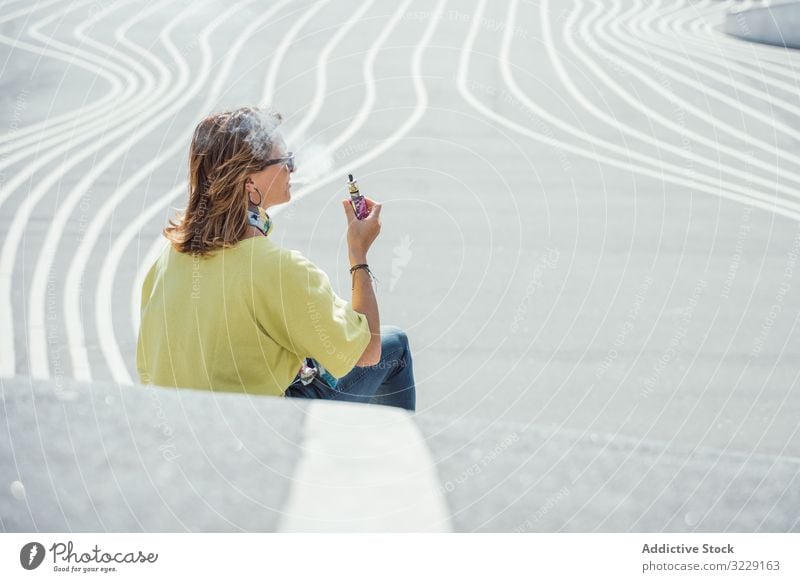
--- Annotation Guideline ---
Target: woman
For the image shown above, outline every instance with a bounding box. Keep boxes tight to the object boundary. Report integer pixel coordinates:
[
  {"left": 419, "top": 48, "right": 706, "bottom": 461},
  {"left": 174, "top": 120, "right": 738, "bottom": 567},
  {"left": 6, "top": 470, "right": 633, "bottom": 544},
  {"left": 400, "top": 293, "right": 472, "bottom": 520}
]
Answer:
[{"left": 135, "top": 106, "right": 415, "bottom": 411}]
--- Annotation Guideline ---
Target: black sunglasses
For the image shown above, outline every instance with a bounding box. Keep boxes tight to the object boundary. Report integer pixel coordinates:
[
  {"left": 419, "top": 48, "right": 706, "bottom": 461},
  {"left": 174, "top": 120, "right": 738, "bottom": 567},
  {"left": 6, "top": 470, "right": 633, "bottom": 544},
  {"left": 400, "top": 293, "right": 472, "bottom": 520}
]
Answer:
[{"left": 261, "top": 151, "right": 295, "bottom": 173}]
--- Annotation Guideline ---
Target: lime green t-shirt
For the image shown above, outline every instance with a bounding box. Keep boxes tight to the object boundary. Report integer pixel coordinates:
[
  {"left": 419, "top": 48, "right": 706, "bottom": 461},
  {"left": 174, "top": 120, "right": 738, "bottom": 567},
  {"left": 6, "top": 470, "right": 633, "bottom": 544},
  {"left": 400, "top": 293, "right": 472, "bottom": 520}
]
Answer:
[{"left": 136, "top": 236, "right": 371, "bottom": 396}]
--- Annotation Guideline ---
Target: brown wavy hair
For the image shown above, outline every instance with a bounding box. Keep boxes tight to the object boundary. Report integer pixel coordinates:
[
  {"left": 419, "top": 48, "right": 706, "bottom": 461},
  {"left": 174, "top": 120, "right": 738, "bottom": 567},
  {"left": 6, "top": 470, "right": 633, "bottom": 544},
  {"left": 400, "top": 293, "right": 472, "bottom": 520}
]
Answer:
[{"left": 164, "top": 106, "right": 282, "bottom": 256}]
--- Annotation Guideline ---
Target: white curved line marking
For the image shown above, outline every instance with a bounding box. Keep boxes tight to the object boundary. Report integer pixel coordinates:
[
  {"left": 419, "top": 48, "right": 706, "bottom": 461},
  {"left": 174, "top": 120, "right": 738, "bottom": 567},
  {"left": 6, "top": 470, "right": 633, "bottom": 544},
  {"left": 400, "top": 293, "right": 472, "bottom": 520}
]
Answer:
[
  {"left": 589, "top": 0, "right": 800, "bottom": 171},
  {"left": 0, "top": 0, "right": 140, "bottom": 199},
  {"left": 287, "top": 0, "right": 377, "bottom": 143},
  {"left": 0, "top": 0, "right": 156, "bottom": 377},
  {"left": 651, "top": 1, "right": 800, "bottom": 100},
  {"left": 271, "top": 0, "right": 446, "bottom": 211},
  {"left": 262, "top": 0, "right": 330, "bottom": 105},
  {"left": 290, "top": 0, "right": 415, "bottom": 171},
  {"left": 547, "top": 0, "right": 800, "bottom": 201},
  {"left": 24, "top": 0, "right": 203, "bottom": 379},
  {"left": 0, "top": 0, "right": 126, "bottom": 150},
  {"left": 458, "top": 0, "right": 800, "bottom": 224}
]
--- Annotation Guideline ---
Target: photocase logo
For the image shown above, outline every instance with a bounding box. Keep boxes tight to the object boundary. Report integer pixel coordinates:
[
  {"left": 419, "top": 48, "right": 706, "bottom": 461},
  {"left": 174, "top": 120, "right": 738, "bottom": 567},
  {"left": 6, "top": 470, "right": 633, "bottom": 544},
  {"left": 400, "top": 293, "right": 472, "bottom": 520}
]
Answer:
[
  {"left": 16, "top": 540, "right": 158, "bottom": 574},
  {"left": 19, "top": 542, "right": 45, "bottom": 570}
]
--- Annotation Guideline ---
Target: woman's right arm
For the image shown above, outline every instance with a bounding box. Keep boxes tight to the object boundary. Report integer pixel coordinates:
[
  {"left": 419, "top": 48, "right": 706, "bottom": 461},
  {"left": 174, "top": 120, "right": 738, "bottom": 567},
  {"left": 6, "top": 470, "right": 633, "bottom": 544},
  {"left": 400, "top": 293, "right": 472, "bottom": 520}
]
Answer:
[{"left": 343, "top": 198, "right": 382, "bottom": 367}]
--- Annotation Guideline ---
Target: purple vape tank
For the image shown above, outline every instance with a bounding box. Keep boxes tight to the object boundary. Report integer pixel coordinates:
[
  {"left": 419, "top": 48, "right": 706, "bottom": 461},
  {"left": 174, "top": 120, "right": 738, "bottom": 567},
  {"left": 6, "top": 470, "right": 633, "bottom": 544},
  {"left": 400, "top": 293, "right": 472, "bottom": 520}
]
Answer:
[{"left": 347, "top": 173, "right": 369, "bottom": 220}]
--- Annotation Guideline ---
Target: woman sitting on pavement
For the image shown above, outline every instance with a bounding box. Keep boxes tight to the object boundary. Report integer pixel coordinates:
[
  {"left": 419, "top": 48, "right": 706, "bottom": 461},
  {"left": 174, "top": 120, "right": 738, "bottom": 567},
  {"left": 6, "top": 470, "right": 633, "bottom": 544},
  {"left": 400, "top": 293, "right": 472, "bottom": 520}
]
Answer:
[{"left": 136, "top": 106, "right": 415, "bottom": 411}]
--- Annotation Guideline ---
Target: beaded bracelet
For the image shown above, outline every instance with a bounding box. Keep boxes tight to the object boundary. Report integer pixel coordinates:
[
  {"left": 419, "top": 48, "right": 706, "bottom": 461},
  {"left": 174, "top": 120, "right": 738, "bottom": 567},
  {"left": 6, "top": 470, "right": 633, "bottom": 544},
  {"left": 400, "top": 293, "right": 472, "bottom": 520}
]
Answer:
[{"left": 349, "top": 263, "right": 378, "bottom": 290}]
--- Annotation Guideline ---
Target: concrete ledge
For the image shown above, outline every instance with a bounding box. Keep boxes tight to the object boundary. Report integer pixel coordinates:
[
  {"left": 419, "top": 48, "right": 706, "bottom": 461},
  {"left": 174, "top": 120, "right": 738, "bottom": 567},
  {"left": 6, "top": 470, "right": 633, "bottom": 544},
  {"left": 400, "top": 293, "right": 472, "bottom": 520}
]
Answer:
[
  {"left": 725, "top": 1, "right": 800, "bottom": 49},
  {"left": 3, "top": 377, "right": 797, "bottom": 532},
  {"left": 0, "top": 376, "right": 449, "bottom": 532}
]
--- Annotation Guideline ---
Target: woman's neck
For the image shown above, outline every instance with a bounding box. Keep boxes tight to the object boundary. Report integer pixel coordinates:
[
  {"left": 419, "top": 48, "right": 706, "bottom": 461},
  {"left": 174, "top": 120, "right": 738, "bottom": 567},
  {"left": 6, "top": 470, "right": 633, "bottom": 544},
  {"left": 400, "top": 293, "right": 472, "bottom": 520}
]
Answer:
[{"left": 243, "top": 225, "right": 265, "bottom": 238}]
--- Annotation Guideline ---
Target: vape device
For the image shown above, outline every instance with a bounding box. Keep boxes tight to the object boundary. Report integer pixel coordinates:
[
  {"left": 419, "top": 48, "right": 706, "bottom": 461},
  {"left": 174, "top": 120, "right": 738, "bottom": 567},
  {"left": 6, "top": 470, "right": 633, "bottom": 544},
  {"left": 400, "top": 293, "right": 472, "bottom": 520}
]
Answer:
[{"left": 347, "top": 173, "right": 369, "bottom": 220}]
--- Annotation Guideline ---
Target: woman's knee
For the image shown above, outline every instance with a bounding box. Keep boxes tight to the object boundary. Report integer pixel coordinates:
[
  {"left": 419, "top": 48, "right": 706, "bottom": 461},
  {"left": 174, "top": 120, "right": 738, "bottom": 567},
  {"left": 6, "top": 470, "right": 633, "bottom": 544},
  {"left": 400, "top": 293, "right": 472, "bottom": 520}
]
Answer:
[
  {"left": 381, "top": 324, "right": 408, "bottom": 343},
  {"left": 381, "top": 325, "right": 410, "bottom": 355}
]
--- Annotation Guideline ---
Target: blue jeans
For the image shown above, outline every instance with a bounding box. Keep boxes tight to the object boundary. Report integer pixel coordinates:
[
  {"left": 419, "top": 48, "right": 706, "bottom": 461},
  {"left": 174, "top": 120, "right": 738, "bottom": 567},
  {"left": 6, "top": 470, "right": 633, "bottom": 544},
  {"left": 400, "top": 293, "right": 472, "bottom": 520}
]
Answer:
[{"left": 285, "top": 325, "right": 416, "bottom": 411}]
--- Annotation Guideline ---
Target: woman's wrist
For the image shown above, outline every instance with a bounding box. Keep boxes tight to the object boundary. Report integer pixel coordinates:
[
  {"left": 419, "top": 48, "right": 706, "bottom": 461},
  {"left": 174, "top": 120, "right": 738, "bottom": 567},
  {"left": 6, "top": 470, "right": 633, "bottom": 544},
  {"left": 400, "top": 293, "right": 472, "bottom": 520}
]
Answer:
[{"left": 348, "top": 249, "right": 368, "bottom": 266}]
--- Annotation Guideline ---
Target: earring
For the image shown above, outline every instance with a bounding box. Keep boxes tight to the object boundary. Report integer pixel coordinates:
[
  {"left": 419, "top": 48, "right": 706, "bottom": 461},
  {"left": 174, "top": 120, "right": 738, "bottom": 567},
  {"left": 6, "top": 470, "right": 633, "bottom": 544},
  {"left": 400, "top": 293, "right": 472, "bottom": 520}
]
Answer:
[
  {"left": 248, "top": 186, "right": 262, "bottom": 207},
  {"left": 247, "top": 190, "right": 272, "bottom": 237}
]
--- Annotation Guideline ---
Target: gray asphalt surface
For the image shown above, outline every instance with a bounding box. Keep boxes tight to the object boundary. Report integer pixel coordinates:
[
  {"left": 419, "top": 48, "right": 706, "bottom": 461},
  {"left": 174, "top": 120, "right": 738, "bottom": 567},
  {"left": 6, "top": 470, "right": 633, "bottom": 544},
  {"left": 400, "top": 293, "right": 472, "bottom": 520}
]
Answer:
[
  {"left": 2, "top": 377, "right": 796, "bottom": 532},
  {"left": 0, "top": 377, "right": 305, "bottom": 532},
  {"left": 1, "top": 0, "right": 798, "bottom": 531}
]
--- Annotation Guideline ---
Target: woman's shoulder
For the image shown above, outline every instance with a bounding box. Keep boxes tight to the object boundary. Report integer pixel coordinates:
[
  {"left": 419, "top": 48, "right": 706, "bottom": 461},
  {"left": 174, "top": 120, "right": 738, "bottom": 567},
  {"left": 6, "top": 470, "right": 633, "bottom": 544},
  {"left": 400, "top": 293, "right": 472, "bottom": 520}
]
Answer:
[
  {"left": 165, "top": 235, "right": 314, "bottom": 271},
  {"left": 222, "top": 235, "right": 284, "bottom": 261},
  {"left": 236, "top": 237, "right": 323, "bottom": 276}
]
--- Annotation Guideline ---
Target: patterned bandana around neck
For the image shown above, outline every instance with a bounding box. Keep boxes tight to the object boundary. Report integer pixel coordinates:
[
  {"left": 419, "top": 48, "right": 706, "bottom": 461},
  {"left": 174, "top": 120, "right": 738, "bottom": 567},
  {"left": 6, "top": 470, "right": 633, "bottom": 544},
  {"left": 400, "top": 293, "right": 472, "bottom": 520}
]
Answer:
[{"left": 247, "top": 204, "right": 273, "bottom": 237}]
